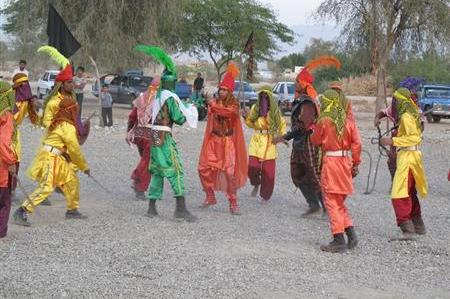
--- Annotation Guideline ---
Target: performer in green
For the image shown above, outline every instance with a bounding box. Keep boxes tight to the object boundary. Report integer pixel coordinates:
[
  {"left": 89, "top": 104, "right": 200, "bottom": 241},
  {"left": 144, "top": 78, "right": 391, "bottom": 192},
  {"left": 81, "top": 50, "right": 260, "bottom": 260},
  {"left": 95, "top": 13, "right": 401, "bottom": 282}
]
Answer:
[{"left": 134, "top": 45, "right": 198, "bottom": 222}]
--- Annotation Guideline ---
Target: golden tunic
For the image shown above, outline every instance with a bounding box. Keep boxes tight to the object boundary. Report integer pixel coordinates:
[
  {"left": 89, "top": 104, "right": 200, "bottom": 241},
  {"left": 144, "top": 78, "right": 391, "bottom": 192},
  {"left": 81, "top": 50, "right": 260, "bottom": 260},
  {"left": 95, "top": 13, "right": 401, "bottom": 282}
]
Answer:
[
  {"left": 391, "top": 112, "right": 428, "bottom": 199},
  {"left": 245, "top": 105, "right": 286, "bottom": 160}
]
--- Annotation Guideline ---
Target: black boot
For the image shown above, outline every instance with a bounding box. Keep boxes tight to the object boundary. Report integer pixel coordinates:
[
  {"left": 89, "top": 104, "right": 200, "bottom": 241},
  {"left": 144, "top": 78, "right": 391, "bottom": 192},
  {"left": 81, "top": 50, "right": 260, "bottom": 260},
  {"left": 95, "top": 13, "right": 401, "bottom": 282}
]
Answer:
[
  {"left": 320, "top": 233, "right": 347, "bottom": 253},
  {"left": 65, "top": 209, "right": 88, "bottom": 219},
  {"left": 345, "top": 226, "right": 358, "bottom": 249},
  {"left": 399, "top": 220, "right": 415, "bottom": 234},
  {"left": 146, "top": 200, "right": 158, "bottom": 217},
  {"left": 412, "top": 216, "right": 426, "bottom": 235},
  {"left": 135, "top": 191, "right": 146, "bottom": 201},
  {"left": 13, "top": 207, "right": 31, "bottom": 227},
  {"left": 301, "top": 206, "right": 321, "bottom": 218},
  {"left": 174, "top": 197, "right": 197, "bottom": 222}
]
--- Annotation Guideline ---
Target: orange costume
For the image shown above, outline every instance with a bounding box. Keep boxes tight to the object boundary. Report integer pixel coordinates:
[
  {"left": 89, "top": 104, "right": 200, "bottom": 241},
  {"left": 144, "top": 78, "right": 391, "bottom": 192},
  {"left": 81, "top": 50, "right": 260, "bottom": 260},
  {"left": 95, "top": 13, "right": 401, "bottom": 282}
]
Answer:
[
  {"left": 311, "top": 89, "right": 361, "bottom": 253},
  {"left": 198, "top": 63, "right": 247, "bottom": 214}
]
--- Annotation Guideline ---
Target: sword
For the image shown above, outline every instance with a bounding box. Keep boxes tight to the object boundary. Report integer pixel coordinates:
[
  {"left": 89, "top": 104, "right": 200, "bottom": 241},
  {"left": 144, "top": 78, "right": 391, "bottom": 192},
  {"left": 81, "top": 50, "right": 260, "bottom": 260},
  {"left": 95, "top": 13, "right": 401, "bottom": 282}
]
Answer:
[
  {"left": 86, "top": 174, "right": 114, "bottom": 196},
  {"left": 12, "top": 173, "right": 36, "bottom": 211}
]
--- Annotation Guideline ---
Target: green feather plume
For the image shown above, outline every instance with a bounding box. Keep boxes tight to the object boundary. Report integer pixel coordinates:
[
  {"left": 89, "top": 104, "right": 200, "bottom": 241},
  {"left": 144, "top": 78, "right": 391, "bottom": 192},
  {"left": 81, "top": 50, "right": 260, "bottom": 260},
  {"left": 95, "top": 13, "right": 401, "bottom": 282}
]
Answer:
[
  {"left": 134, "top": 45, "right": 176, "bottom": 75},
  {"left": 37, "top": 46, "right": 70, "bottom": 68}
]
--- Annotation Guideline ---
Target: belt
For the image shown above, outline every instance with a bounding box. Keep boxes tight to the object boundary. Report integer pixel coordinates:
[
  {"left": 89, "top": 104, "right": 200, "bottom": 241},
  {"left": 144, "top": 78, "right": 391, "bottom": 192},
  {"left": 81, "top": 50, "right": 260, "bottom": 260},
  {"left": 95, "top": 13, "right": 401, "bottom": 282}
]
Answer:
[
  {"left": 398, "top": 145, "right": 419, "bottom": 152},
  {"left": 43, "top": 144, "right": 63, "bottom": 156},
  {"left": 151, "top": 125, "right": 172, "bottom": 132},
  {"left": 256, "top": 129, "right": 270, "bottom": 135},
  {"left": 325, "top": 150, "right": 351, "bottom": 157},
  {"left": 212, "top": 129, "right": 234, "bottom": 137}
]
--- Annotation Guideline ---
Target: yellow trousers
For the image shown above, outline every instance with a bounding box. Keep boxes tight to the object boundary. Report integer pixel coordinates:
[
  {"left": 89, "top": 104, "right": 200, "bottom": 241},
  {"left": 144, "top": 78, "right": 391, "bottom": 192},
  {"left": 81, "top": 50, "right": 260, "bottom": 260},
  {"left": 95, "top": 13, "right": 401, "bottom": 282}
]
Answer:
[{"left": 22, "top": 156, "right": 80, "bottom": 213}]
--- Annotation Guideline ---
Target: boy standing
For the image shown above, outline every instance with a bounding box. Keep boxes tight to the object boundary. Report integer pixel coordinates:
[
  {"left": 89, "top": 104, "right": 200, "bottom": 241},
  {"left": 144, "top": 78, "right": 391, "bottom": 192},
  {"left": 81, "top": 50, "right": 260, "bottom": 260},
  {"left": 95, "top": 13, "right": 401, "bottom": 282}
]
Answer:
[{"left": 100, "top": 84, "right": 113, "bottom": 127}]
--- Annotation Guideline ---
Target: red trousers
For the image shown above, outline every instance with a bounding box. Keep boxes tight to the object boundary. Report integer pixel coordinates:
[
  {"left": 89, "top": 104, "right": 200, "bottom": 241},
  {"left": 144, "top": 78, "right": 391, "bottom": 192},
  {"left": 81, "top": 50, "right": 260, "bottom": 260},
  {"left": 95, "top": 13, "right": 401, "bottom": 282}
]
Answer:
[
  {"left": 324, "top": 193, "right": 353, "bottom": 235},
  {"left": 391, "top": 170, "right": 421, "bottom": 225},
  {"left": 131, "top": 140, "right": 151, "bottom": 192},
  {"left": 248, "top": 156, "right": 276, "bottom": 200},
  {"left": 0, "top": 175, "right": 12, "bottom": 238}
]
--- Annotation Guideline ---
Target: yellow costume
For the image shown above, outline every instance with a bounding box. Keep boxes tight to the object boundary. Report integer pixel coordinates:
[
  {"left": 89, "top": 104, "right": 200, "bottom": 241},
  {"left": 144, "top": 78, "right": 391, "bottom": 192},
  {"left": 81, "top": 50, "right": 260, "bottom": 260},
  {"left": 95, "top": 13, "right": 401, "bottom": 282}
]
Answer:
[
  {"left": 245, "top": 107, "right": 286, "bottom": 160},
  {"left": 391, "top": 112, "right": 428, "bottom": 199},
  {"left": 22, "top": 122, "right": 88, "bottom": 213},
  {"left": 42, "top": 93, "right": 63, "bottom": 128}
]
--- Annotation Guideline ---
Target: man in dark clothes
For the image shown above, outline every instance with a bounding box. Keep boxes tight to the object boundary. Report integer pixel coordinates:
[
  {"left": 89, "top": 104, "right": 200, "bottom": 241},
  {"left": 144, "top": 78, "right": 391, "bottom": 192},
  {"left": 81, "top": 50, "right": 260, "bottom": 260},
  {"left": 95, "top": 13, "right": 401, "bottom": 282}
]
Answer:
[{"left": 193, "top": 72, "right": 204, "bottom": 98}]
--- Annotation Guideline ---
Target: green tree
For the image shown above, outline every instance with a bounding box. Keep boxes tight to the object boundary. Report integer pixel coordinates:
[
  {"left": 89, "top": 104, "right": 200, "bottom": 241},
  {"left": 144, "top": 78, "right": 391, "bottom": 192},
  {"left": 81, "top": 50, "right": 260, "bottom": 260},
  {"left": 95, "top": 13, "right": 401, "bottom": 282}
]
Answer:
[
  {"left": 277, "top": 53, "right": 306, "bottom": 71},
  {"left": 1, "top": 0, "right": 181, "bottom": 72},
  {"left": 179, "top": 0, "right": 294, "bottom": 83},
  {"left": 317, "top": 0, "right": 450, "bottom": 114}
]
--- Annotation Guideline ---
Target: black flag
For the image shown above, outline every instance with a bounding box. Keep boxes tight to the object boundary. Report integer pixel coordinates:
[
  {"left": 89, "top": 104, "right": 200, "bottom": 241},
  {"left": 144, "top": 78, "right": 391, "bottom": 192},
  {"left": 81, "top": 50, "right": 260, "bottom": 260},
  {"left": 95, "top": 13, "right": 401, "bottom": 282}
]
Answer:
[{"left": 47, "top": 4, "right": 81, "bottom": 57}]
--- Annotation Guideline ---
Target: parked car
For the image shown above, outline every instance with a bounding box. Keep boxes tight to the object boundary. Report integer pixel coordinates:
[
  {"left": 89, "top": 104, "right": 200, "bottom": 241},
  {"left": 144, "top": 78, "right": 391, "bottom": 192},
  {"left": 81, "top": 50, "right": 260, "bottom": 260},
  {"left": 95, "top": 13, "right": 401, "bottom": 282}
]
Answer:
[
  {"left": 273, "top": 81, "right": 295, "bottom": 114},
  {"left": 37, "top": 70, "right": 59, "bottom": 99},
  {"left": 92, "top": 73, "right": 153, "bottom": 107},
  {"left": 418, "top": 84, "right": 450, "bottom": 123},
  {"left": 233, "top": 81, "right": 258, "bottom": 107},
  {"left": 175, "top": 82, "right": 192, "bottom": 100}
]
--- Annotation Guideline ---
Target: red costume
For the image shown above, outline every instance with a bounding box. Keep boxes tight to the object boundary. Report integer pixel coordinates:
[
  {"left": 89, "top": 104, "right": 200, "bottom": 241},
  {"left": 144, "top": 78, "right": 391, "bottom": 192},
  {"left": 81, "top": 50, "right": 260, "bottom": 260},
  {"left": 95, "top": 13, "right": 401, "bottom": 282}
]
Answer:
[
  {"left": 127, "top": 107, "right": 151, "bottom": 197},
  {"left": 198, "top": 63, "right": 248, "bottom": 214}
]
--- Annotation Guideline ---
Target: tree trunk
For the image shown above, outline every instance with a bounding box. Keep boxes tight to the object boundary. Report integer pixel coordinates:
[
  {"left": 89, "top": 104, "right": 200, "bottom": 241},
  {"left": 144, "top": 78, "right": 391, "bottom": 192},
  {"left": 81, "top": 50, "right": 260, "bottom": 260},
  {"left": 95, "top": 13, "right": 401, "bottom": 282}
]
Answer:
[
  {"left": 375, "top": 56, "right": 388, "bottom": 117},
  {"left": 88, "top": 56, "right": 104, "bottom": 127}
]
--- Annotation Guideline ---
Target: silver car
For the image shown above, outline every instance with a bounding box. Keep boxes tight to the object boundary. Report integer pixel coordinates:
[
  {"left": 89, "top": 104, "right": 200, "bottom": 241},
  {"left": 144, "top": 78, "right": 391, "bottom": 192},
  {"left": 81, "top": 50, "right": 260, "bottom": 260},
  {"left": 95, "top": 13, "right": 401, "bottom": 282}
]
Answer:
[
  {"left": 273, "top": 81, "right": 295, "bottom": 114},
  {"left": 233, "top": 81, "right": 258, "bottom": 107}
]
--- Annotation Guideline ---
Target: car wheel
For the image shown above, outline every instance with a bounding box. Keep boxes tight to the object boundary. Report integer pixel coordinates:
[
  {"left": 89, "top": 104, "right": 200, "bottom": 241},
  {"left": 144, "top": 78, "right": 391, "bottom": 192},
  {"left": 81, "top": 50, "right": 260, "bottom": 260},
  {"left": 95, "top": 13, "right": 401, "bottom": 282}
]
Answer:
[
  {"left": 432, "top": 116, "right": 441, "bottom": 123},
  {"left": 425, "top": 106, "right": 434, "bottom": 123}
]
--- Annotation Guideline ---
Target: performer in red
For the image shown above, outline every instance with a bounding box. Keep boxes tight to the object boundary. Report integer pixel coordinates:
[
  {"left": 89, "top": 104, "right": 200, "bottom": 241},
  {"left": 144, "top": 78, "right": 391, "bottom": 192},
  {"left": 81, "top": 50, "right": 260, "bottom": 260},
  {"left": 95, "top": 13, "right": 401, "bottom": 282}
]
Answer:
[
  {"left": 198, "top": 63, "right": 248, "bottom": 215},
  {"left": 0, "top": 81, "right": 18, "bottom": 239},
  {"left": 127, "top": 78, "right": 160, "bottom": 199},
  {"left": 311, "top": 89, "right": 362, "bottom": 253}
]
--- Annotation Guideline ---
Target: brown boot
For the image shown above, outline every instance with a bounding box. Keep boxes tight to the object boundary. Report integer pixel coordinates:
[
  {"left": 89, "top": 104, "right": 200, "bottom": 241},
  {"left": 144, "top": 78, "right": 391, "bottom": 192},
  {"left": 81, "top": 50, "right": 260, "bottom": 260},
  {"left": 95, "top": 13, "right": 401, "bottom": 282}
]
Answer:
[
  {"left": 345, "top": 226, "right": 358, "bottom": 249},
  {"left": 320, "top": 233, "right": 347, "bottom": 253},
  {"left": 399, "top": 220, "right": 415, "bottom": 234},
  {"left": 412, "top": 216, "right": 426, "bottom": 235}
]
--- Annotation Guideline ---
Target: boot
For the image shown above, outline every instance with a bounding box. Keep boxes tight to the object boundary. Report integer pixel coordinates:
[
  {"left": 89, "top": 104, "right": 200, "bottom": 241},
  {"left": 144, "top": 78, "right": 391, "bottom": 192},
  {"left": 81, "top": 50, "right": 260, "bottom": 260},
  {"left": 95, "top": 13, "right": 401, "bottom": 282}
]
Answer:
[
  {"left": 228, "top": 194, "right": 240, "bottom": 215},
  {"left": 174, "top": 197, "right": 197, "bottom": 222},
  {"left": 399, "top": 220, "right": 415, "bottom": 234},
  {"left": 41, "top": 199, "right": 52, "bottom": 206},
  {"left": 13, "top": 207, "right": 31, "bottom": 227},
  {"left": 135, "top": 191, "right": 146, "bottom": 200},
  {"left": 345, "top": 226, "right": 358, "bottom": 249},
  {"left": 301, "top": 206, "right": 321, "bottom": 218},
  {"left": 320, "top": 233, "right": 347, "bottom": 253},
  {"left": 146, "top": 200, "right": 158, "bottom": 217},
  {"left": 412, "top": 216, "right": 426, "bottom": 235},
  {"left": 65, "top": 209, "right": 88, "bottom": 219},
  {"left": 250, "top": 185, "right": 259, "bottom": 197}
]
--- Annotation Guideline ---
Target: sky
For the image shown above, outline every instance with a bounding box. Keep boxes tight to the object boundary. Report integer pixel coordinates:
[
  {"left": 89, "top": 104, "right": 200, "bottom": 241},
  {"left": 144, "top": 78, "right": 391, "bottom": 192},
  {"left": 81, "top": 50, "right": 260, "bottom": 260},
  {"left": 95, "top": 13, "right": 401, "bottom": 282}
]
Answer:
[{"left": 260, "top": 0, "right": 324, "bottom": 26}]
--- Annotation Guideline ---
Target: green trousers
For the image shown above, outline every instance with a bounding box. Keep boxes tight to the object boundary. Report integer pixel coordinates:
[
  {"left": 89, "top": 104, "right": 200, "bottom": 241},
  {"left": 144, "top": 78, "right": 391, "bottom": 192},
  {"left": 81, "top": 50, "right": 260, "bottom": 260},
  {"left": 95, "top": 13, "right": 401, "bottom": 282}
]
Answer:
[{"left": 147, "top": 173, "right": 185, "bottom": 200}]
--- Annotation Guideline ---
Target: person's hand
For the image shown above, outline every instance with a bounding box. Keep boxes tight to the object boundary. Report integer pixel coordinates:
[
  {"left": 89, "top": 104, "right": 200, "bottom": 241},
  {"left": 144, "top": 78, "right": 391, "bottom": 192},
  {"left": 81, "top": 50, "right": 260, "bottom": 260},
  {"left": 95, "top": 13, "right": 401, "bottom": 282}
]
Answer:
[
  {"left": 8, "top": 164, "right": 17, "bottom": 176},
  {"left": 380, "top": 137, "right": 393, "bottom": 146},
  {"left": 84, "top": 169, "right": 91, "bottom": 176},
  {"left": 272, "top": 136, "right": 284, "bottom": 145},
  {"left": 351, "top": 165, "right": 359, "bottom": 178}
]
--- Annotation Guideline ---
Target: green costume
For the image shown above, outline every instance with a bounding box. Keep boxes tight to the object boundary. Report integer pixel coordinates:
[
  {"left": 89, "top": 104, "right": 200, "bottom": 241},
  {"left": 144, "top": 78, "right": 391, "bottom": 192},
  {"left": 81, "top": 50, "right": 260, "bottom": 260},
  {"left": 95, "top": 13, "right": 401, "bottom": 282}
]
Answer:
[
  {"left": 148, "top": 97, "right": 186, "bottom": 200},
  {"left": 134, "top": 45, "right": 198, "bottom": 221}
]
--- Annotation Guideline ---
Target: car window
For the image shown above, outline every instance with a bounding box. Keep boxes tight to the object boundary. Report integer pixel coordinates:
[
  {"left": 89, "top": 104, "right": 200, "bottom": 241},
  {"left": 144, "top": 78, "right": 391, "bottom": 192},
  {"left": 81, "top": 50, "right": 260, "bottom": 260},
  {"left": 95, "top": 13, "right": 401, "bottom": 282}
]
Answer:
[
  {"left": 244, "top": 83, "right": 253, "bottom": 92},
  {"left": 130, "top": 76, "right": 152, "bottom": 87},
  {"left": 49, "top": 73, "right": 56, "bottom": 81},
  {"left": 287, "top": 83, "right": 295, "bottom": 94},
  {"left": 110, "top": 76, "right": 121, "bottom": 86},
  {"left": 424, "top": 88, "right": 450, "bottom": 98},
  {"left": 42, "top": 73, "right": 49, "bottom": 81}
]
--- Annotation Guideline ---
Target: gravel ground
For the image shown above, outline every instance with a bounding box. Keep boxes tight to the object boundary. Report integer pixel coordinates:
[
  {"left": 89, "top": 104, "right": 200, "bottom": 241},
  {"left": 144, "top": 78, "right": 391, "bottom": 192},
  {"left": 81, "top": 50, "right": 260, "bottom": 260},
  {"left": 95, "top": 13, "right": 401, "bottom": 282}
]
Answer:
[{"left": 0, "top": 99, "right": 449, "bottom": 299}]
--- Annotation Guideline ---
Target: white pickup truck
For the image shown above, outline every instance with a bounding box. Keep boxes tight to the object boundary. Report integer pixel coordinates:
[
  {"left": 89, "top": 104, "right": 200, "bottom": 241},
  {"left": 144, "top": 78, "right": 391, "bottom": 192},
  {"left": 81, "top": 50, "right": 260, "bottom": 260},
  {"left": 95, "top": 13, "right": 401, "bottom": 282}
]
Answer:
[{"left": 37, "top": 70, "right": 59, "bottom": 99}]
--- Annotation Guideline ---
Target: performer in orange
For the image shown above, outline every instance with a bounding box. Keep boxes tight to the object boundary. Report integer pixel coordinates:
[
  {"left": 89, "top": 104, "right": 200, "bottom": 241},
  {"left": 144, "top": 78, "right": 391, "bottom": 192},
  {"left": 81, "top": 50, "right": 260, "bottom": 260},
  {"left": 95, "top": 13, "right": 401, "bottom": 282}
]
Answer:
[
  {"left": 198, "top": 63, "right": 248, "bottom": 215},
  {"left": 0, "top": 81, "right": 18, "bottom": 238},
  {"left": 311, "top": 89, "right": 362, "bottom": 253}
]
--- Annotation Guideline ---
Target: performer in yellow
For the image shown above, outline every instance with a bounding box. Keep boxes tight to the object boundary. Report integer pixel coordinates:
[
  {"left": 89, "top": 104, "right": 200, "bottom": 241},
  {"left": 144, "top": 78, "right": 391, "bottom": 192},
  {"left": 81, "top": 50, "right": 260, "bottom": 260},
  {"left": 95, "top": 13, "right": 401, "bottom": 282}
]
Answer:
[
  {"left": 13, "top": 46, "right": 90, "bottom": 226},
  {"left": 244, "top": 89, "right": 286, "bottom": 202},
  {"left": 10, "top": 72, "right": 40, "bottom": 198},
  {"left": 13, "top": 96, "right": 90, "bottom": 226},
  {"left": 381, "top": 87, "right": 428, "bottom": 235}
]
